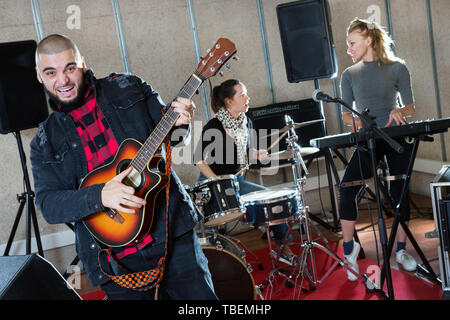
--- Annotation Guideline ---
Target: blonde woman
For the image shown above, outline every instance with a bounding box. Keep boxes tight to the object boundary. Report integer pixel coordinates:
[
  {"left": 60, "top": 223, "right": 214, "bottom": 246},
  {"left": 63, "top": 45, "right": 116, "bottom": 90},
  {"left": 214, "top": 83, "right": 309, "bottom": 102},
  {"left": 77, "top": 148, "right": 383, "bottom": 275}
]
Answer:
[{"left": 339, "top": 18, "right": 417, "bottom": 281}]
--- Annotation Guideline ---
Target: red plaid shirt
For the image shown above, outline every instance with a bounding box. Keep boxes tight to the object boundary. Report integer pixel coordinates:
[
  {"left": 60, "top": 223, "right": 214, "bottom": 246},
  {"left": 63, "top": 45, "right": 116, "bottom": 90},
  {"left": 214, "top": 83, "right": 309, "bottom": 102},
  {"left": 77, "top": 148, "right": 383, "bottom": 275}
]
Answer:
[
  {"left": 63, "top": 83, "right": 152, "bottom": 256},
  {"left": 68, "top": 84, "right": 118, "bottom": 172}
]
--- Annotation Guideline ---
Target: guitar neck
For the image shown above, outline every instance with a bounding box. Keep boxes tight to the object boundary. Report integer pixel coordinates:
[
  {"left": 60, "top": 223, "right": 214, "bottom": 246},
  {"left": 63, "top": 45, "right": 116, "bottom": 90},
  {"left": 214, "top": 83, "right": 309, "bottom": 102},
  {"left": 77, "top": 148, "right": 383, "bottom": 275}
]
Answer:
[{"left": 130, "top": 73, "right": 203, "bottom": 172}]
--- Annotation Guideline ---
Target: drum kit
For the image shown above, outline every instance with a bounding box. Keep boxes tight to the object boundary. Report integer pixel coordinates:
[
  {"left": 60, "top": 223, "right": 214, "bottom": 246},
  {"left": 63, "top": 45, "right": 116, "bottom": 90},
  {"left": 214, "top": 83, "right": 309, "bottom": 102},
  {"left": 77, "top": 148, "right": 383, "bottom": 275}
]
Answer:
[{"left": 186, "top": 116, "right": 362, "bottom": 300}]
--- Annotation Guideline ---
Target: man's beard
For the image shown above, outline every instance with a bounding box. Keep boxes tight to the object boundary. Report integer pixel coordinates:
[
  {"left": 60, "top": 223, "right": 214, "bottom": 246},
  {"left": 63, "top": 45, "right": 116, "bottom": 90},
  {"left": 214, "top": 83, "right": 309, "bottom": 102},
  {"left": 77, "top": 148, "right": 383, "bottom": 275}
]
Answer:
[{"left": 46, "top": 72, "right": 88, "bottom": 113}]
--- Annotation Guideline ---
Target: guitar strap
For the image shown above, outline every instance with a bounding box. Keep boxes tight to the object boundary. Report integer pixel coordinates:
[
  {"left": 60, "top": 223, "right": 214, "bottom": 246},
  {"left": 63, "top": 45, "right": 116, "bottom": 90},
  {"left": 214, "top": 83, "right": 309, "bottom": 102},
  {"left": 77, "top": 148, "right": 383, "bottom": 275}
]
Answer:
[{"left": 97, "top": 109, "right": 172, "bottom": 293}]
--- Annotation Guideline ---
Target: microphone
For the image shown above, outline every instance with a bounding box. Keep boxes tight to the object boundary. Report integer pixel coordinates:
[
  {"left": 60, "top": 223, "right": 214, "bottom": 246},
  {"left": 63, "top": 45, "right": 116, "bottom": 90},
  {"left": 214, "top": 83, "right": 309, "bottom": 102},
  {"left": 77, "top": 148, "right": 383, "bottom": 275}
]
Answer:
[{"left": 312, "top": 89, "right": 338, "bottom": 103}]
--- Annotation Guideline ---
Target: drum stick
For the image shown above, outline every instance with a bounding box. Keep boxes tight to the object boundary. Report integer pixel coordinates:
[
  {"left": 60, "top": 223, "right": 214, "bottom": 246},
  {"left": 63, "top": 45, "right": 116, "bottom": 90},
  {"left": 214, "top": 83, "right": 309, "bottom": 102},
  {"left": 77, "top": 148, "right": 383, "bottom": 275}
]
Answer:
[
  {"left": 237, "top": 129, "right": 288, "bottom": 177},
  {"left": 235, "top": 164, "right": 249, "bottom": 177},
  {"left": 267, "top": 130, "right": 289, "bottom": 152}
]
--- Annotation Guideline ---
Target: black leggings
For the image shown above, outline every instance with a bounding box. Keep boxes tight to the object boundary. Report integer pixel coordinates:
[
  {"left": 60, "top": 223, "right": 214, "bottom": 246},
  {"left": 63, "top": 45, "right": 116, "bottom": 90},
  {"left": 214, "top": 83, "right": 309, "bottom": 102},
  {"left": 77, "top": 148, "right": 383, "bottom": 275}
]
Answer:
[{"left": 339, "top": 137, "right": 413, "bottom": 222}]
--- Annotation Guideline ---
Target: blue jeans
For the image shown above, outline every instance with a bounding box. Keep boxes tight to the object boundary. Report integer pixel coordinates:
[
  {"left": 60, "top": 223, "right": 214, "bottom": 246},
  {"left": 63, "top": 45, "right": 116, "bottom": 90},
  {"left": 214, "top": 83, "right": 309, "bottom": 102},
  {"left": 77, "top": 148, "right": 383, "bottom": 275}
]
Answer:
[
  {"left": 198, "top": 173, "right": 290, "bottom": 245},
  {"left": 101, "top": 230, "right": 217, "bottom": 300}
]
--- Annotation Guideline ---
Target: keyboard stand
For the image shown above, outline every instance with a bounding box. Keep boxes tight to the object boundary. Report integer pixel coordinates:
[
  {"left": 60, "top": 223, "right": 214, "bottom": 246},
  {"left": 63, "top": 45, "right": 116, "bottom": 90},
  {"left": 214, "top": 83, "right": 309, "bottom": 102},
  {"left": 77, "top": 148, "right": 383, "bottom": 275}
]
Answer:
[{"left": 380, "top": 134, "right": 440, "bottom": 287}]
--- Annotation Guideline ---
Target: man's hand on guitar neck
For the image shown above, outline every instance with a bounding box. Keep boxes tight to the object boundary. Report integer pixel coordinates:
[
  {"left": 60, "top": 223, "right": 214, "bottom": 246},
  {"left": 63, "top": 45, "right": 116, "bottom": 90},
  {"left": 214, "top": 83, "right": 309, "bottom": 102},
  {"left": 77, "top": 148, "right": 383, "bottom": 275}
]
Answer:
[
  {"left": 101, "top": 167, "right": 146, "bottom": 214},
  {"left": 172, "top": 97, "right": 196, "bottom": 127}
]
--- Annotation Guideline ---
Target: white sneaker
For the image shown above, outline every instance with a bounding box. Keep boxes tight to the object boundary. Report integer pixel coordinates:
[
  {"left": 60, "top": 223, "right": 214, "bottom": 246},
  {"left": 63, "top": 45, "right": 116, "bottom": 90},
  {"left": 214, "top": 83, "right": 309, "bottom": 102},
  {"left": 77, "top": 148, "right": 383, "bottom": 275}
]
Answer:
[
  {"left": 396, "top": 249, "right": 417, "bottom": 271},
  {"left": 344, "top": 242, "right": 360, "bottom": 281}
]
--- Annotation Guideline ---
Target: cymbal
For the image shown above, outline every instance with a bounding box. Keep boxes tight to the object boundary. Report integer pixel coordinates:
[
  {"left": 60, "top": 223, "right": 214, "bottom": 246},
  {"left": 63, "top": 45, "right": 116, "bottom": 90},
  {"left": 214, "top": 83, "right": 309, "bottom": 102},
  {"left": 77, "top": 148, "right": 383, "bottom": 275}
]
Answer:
[
  {"left": 262, "top": 119, "right": 325, "bottom": 138},
  {"left": 266, "top": 147, "right": 320, "bottom": 161}
]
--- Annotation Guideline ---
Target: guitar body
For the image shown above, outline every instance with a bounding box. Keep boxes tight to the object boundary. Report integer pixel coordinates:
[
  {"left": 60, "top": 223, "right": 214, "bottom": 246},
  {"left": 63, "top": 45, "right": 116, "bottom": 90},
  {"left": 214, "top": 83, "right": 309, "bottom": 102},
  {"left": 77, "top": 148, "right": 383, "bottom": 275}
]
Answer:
[
  {"left": 81, "top": 138, "right": 168, "bottom": 247},
  {"left": 79, "top": 37, "right": 236, "bottom": 247}
]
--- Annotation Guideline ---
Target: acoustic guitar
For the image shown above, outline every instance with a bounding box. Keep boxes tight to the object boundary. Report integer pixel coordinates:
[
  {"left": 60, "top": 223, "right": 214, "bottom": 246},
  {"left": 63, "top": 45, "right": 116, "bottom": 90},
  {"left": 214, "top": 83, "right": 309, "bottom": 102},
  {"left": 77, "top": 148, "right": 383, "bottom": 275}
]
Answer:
[{"left": 80, "top": 38, "right": 237, "bottom": 247}]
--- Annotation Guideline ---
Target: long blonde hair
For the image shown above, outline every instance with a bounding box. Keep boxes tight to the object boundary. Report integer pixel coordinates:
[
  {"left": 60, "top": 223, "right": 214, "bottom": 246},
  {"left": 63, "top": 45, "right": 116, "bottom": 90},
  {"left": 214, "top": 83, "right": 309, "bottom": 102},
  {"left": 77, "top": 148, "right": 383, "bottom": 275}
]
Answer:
[{"left": 347, "top": 18, "right": 403, "bottom": 65}]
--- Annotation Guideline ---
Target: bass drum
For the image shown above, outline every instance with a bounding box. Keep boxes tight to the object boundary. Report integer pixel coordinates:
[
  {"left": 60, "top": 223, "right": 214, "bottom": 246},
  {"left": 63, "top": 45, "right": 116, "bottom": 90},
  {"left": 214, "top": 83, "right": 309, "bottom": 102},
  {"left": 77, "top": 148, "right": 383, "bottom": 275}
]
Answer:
[{"left": 198, "top": 232, "right": 256, "bottom": 300}]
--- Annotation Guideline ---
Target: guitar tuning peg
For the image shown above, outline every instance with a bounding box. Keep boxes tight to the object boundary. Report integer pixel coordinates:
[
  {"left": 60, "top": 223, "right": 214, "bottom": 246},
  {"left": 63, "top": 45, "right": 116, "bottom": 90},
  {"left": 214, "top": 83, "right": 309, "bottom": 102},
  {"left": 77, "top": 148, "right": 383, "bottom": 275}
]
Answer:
[
  {"left": 206, "top": 48, "right": 211, "bottom": 53},
  {"left": 225, "top": 63, "right": 231, "bottom": 69},
  {"left": 232, "top": 56, "right": 239, "bottom": 61},
  {"left": 219, "top": 71, "right": 224, "bottom": 77}
]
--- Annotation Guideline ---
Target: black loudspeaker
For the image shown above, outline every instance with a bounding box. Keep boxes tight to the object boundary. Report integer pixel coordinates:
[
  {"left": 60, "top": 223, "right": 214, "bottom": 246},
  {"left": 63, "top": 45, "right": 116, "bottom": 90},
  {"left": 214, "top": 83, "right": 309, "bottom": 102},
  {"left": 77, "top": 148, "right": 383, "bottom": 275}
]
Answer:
[
  {"left": 247, "top": 98, "right": 326, "bottom": 152},
  {"left": 276, "top": 0, "right": 337, "bottom": 83},
  {"left": 0, "top": 254, "right": 81, "bottom": 300},
  {"left": 0, "top": 40, "right": 48, "bottom": 134}
]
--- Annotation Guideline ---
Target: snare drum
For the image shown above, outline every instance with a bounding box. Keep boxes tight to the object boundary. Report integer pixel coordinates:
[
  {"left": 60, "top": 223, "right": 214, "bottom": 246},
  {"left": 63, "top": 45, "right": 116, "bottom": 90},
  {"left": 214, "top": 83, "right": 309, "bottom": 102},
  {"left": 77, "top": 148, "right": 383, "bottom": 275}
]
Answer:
[
  {"left": 198, "top": 232, "right": 256, "bottom": 300},
  {"left": 241, "top": 188, "right": 300, "bottom": 225},
  {"left": 192, "top": 175, "right": 245, "bottom": 227}
]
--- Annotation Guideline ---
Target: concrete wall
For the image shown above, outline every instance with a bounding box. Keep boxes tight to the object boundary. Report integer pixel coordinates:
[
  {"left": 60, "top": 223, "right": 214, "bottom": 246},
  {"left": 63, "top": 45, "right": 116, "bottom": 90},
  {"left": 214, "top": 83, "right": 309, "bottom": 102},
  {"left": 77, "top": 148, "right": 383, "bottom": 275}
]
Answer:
[{"left": 0, "top": 0, "right": 449, "bottom": 271}]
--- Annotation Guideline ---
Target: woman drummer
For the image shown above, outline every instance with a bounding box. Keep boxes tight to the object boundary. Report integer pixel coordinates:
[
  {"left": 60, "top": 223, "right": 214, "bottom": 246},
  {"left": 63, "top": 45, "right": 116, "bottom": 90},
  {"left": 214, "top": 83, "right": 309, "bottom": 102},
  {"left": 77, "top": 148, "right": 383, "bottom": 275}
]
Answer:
[{"left": 194, "top": 79, "right": 295, "bottom": 264}]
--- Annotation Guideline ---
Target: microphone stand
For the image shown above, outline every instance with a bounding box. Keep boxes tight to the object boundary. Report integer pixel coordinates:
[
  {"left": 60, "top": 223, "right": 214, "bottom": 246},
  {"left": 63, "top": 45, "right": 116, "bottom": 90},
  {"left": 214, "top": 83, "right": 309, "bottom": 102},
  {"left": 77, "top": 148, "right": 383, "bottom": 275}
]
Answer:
[{"left": 335, "top": 97, "right": 403, "bottom": 300}]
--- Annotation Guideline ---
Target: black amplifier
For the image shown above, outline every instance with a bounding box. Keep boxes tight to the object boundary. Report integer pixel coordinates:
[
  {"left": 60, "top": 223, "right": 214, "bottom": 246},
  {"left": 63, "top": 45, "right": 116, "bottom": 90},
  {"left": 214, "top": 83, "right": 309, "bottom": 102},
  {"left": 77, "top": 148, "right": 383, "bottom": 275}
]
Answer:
[{"left": 247, "top": 99, "right": 326, "bottom": 152}]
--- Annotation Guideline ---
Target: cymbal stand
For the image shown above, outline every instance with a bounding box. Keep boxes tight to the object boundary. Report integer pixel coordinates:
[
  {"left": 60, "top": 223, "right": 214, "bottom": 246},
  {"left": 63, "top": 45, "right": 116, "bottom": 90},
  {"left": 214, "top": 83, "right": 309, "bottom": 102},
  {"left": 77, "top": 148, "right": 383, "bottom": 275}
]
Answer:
[{"left": 283, "top": 118, "right": 372, "bottom": 299}]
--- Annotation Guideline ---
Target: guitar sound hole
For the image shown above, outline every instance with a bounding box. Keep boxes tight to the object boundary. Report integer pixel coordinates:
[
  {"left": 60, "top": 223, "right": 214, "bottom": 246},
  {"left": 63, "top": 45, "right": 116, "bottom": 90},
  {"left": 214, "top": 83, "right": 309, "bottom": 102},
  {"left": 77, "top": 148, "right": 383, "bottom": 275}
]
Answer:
[{"left": 117, "top": 159, "right": 145, "bottom": 191}]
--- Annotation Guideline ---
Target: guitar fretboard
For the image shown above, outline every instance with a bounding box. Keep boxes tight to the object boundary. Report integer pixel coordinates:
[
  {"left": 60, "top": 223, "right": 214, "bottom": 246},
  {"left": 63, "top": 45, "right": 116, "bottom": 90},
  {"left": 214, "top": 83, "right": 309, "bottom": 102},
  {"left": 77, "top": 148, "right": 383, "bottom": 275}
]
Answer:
[{"left": 130, "top": 73, "right": 203, "bottom": 172}]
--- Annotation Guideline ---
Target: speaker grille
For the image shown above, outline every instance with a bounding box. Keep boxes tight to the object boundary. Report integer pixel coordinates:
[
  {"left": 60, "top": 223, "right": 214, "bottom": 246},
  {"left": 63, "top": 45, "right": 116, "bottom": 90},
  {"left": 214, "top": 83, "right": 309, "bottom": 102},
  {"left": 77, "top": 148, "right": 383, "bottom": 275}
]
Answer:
[{"left": 277, "top": 0, "right": 337, "bottom": 83}]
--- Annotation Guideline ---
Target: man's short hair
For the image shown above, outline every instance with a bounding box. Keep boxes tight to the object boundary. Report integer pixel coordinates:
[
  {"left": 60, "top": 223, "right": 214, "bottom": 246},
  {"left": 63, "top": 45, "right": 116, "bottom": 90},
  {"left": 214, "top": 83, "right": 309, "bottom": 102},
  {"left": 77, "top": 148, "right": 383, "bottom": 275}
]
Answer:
[{"left": 35, "top": 34, "right": 81, "bottom": 67}]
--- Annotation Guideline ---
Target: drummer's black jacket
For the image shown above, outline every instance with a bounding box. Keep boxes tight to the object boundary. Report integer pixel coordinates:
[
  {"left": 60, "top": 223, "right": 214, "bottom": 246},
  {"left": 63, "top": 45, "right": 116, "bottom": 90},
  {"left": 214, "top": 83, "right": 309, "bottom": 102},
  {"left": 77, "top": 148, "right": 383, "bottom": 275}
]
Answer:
[{"left": 195, "top": 116, "right": 257, "bottom": 175}]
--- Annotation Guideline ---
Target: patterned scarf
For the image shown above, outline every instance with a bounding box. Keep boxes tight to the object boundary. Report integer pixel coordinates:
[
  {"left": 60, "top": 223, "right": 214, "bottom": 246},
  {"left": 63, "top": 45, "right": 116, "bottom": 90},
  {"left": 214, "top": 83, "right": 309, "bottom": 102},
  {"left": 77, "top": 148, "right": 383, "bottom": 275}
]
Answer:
[{"left": 216, "top": 107, "right": 248, "bottom": 166}]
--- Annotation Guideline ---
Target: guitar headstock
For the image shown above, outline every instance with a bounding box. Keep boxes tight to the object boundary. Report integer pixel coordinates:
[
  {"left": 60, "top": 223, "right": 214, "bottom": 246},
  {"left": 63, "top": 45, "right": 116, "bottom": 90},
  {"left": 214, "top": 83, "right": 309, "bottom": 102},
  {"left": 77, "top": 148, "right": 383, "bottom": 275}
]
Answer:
[{"left": 196, "top": 38, "right": 237, "bottom": 80}]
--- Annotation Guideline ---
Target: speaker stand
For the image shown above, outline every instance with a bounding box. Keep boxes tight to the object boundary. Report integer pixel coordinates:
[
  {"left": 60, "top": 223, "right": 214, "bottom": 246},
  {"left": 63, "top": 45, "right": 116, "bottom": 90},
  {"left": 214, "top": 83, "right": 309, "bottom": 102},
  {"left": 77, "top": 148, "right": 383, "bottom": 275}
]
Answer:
[{"left": 3, "top": 131, "right": 44, "bottom": 257}]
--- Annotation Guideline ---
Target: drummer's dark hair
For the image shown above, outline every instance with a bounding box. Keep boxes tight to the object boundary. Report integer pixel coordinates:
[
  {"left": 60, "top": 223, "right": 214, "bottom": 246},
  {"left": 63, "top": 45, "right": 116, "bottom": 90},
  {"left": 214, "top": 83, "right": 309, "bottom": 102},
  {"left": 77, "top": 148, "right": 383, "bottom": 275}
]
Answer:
[{"left": 211, "top": 79, "right": 241, "bottom": 113}]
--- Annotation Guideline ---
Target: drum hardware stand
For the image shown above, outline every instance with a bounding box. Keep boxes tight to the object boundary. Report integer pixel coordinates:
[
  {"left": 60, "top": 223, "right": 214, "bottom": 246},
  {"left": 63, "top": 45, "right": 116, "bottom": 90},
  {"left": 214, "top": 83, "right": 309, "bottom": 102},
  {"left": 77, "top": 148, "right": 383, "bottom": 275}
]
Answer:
[
  {"left": 290, "top": 204, "right": 373, "bottom": 299},
  {"left": 257, "top": 117, "right": 366, "bottom": 299},
  {"left": 283, "top": 116, "right": 375, "bottom": 299},
  {"left": 289, "top": 175, "right": 365, "bottom": 299},
  {"left": 259, "top": 219, "right": 298, "bottom": 300}
]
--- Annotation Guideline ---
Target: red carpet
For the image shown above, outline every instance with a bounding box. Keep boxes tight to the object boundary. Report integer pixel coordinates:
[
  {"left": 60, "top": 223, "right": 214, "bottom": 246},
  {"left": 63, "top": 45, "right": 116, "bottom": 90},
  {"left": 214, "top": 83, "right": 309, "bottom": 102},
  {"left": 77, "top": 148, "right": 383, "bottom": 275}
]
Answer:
[
  {"left": 249, "top": 239, "right": 443, "bottom": 300},
  {"left": 81, "top": 238, "right": 443, "bottom": 300},
  {"left": 81, "top": 290, "right": 106, "bottom": 300}
]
